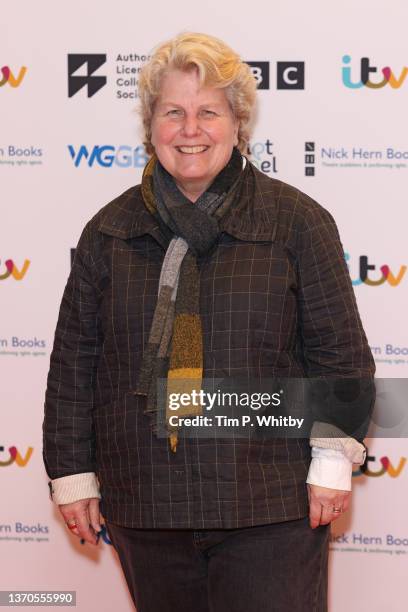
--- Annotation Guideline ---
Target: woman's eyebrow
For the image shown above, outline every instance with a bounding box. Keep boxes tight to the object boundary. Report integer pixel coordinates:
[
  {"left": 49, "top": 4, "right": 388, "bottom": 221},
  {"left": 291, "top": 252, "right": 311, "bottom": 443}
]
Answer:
[
  {"left": 158, "top": 101, "right": 184, "bottom": 107},
  {"left": 159, "top": 101, "right": 223, "bottom": 109}
]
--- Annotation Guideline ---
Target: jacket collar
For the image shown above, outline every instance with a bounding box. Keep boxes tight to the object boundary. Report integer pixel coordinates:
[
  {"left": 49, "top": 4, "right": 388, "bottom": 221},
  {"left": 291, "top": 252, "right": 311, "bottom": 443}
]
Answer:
[{"left": 98, "top": 160, "right": 279, "bottom": 243}]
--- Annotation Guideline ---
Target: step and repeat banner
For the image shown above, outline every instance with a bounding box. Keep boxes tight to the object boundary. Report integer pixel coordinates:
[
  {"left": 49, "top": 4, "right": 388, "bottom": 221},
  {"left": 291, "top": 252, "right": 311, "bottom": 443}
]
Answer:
[{"left": 2, "top": 1, "right": 407, "bottom": 610}]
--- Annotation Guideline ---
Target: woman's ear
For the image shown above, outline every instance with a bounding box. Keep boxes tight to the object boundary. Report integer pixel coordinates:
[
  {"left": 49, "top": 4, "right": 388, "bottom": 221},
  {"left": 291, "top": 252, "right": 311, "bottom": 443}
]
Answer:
[{"left": 233, "top": 122, "right": 239, "bottom": 147}]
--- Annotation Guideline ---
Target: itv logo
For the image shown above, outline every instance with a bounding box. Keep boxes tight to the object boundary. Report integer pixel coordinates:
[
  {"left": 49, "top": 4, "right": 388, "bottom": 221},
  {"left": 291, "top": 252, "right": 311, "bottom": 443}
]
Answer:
[
  {"left": 345, "top": 253, "right": 406, "bottom": 287},
  {"left": 0, "top": 445, "right": 34, "bottom": 467},
  {"left": 0, "top": 259, "right": 30, "bottom": 281},
  {"left": 0, "top": 66, "right": 27, "bottom": 88},
  {"left": 353, "top": 453, "right": 406, "bottom": 478},
  {"left": 342, "top": 55, "right": 408, "bottom": 89}
]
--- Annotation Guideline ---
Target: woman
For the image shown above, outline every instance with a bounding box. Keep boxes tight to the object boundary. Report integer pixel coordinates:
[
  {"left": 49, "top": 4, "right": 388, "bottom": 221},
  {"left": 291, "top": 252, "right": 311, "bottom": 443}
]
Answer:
[{"left": 43, "top": 32, "right": 375, "bottom": 611}]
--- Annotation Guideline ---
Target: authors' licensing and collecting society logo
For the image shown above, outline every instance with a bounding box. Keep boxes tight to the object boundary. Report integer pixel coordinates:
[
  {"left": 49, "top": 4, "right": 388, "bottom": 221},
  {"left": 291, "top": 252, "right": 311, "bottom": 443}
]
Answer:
[
  {"left": 68, "top": 54, "right": 107, "bottom": 98},
  {"left": 68, "top": 52, "right": 150, "bottom": 100}
]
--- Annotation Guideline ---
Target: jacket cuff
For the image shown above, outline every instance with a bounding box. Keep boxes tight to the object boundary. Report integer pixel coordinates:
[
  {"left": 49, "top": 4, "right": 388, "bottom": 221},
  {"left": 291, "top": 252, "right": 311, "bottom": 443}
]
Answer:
[
  {"left": 49, "top": 472, "right": 101, "bottom": 505},
  {"left": 310, "top": 421, "right": 367, "bottom": 464},
  {"left": 306, "top": 447, "right": 353, "bottom": 491}
]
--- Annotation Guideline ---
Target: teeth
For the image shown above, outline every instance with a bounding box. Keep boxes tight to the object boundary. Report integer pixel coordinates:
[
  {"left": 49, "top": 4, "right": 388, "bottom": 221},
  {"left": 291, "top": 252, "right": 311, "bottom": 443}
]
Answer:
[{"left": 177, "top": 146, "right": 208, "bottom": 154}]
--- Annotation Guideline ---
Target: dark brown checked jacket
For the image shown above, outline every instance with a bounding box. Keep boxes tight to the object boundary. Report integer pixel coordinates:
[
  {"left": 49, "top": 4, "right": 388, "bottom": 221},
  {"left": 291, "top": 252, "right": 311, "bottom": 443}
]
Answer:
[{"left": 43, "top": 161, "right": 375, "bottom": 529}]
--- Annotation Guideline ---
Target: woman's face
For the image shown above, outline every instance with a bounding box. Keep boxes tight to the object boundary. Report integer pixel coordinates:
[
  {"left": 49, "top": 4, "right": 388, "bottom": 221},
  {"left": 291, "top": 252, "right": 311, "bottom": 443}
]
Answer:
[{"left": 150, "top": 69, "right": 239, "bottom": 200}]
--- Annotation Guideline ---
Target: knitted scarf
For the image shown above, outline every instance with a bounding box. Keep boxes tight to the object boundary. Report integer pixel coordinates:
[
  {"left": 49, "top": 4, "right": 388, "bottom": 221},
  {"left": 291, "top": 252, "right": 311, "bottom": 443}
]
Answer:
[{"left": 136, "top": 147, "right": 245, "bottom": 452}]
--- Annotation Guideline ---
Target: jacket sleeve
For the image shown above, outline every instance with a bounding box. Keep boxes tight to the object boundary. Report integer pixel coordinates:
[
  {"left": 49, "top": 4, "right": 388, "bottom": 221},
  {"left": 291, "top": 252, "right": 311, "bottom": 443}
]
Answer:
[
  {"left": 49, "top": 472, "right": 101, "bottom": 505},
  {"left": 43, "top": 222, "right": 103, "bottom": 480},
  {"left": 296, "top": 202, "right": 376, "bottom": 443}
]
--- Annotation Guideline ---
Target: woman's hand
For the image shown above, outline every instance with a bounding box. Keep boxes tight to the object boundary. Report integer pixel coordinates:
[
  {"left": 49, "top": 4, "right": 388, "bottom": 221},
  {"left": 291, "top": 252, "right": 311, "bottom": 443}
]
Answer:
[
  {"left": 59, "top": 498, "right": 102, "bottom": 545},
  {"left": 307, "top": 484, "right": 351, "bottom": 529}
]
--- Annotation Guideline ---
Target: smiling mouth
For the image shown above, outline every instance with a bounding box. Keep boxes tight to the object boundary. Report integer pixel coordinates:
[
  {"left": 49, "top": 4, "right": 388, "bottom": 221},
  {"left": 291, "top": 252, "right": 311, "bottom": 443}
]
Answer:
[{"left": 175, "top": 145, "right": 210, "bottom": 154}]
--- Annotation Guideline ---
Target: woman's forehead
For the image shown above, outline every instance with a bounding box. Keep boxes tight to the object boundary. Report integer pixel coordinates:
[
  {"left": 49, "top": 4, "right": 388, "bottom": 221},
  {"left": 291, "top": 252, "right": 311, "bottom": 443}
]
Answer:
[{"left": 157, "top": 69, "right": 228, "bottom": 105}]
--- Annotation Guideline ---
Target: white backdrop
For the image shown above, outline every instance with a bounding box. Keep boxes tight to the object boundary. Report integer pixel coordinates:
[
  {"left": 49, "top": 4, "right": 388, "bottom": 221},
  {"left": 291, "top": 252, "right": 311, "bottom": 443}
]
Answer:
[{"left": 1, "top": 1, "right": 407, "bottom": 610}]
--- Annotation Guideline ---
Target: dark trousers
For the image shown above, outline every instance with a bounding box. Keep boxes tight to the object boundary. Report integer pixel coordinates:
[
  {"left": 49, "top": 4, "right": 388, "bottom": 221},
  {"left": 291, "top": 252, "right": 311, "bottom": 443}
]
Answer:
[{"left": 106, "top": 518, "right": 329, "bottom": 612}]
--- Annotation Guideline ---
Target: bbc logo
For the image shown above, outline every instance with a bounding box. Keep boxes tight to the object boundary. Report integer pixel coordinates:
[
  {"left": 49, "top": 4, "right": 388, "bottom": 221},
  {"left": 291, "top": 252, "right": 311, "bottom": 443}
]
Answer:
[
  {"left": 277, "top": 62, "right": 305, "bottom": 90},
  {"left": 246, "top": 62, "right": 270, "bottom": 89},
  {"left": 246, "top": 61, "right": 305, "bottom": 90}
]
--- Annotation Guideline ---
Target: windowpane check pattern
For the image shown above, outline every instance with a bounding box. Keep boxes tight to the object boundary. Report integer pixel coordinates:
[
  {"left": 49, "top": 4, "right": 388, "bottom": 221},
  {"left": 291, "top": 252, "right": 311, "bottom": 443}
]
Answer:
[{"left": 43, "top": 164, "right": 375, "bottom": 528}]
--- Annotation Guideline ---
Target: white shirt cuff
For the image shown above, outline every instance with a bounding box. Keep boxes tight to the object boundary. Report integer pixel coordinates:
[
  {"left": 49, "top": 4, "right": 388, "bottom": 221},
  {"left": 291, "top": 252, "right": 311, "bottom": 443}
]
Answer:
[
  {"left": 306, "top": 447, "right": 353, "bottom": 491},
  {"left": 50, "top": 472, "right": 101, "bottom": 505}
]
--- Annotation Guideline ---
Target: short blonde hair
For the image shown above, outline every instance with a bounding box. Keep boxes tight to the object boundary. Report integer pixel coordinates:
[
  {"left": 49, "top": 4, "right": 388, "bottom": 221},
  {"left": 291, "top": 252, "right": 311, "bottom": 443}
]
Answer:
[{"left": 138, "top": 32, "right": 257, "bottom": 155}]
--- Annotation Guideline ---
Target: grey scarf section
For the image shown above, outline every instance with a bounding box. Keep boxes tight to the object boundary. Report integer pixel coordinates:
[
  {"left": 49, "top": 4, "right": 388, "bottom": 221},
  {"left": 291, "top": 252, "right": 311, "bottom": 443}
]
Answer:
[{"left": 136, "top": 148, "right": 245, "bottom": 447}]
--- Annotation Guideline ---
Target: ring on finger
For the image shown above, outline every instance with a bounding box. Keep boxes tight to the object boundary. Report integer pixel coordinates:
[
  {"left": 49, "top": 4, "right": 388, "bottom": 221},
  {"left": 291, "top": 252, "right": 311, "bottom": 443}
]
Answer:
[{"left": 66, "top": 521, "right": 77, "bottom": 530}]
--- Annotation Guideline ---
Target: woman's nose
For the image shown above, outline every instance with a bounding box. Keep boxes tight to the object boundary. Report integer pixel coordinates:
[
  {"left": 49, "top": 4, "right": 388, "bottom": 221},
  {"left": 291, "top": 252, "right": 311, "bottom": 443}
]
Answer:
[{"left": 181, "top": 115, "right": 201, "bottom": 137}]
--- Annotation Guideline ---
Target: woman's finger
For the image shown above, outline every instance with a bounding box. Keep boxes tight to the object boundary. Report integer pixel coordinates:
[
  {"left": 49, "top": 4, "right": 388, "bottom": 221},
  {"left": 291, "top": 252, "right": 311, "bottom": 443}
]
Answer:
[
  {"left": 320, "top": 498, "right": 347, "bottom": 525},
  {"left": 88, "top": 498, "right": 102, "bottom": 534},
  {"left": 309, "top": 497, "right": 323, "bottom": 529},
  {"left": 74, "top": 509, "right": 98, "bottom": 545},
  {"left": 319, "top": 504, "right": 334, "bottom": 525},
  {"left": 341, "top": 494, "right": 350, "bottom": 513},
  {"left": 60, "top": 505, "right": 97, "bottom": 545}
]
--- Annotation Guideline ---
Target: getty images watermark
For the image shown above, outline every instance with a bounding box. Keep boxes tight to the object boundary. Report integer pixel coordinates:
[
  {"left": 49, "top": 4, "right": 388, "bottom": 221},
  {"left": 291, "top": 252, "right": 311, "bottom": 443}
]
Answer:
[
  {"left": 154, "top": 377, "right": 408, "bottom": 441},
  {"left": 167, "top": 389, "right": 305, "bottom": 430}
]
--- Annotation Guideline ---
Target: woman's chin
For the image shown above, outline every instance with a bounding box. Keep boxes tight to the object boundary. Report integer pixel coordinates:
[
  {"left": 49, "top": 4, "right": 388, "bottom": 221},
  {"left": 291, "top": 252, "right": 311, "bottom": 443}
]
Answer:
[{"left": 174, "top": 170, "right": 211, "bottom": 185}]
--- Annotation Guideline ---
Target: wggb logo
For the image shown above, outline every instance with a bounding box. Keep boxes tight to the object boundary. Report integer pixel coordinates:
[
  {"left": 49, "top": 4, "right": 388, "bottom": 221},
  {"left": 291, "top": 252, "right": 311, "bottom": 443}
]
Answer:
[{"left": 68, "top": 145, "right": 149, "bottom": 168}]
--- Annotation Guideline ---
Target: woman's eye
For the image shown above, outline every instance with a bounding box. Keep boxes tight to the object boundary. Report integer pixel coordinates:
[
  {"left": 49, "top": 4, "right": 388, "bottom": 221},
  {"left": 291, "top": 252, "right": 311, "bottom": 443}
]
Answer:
[
  {"left": 201, "top": 109, "right": 216, "bottom": 117},
  {"left": 167, "top": 109, "right": 183, "bottom": 117}
]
